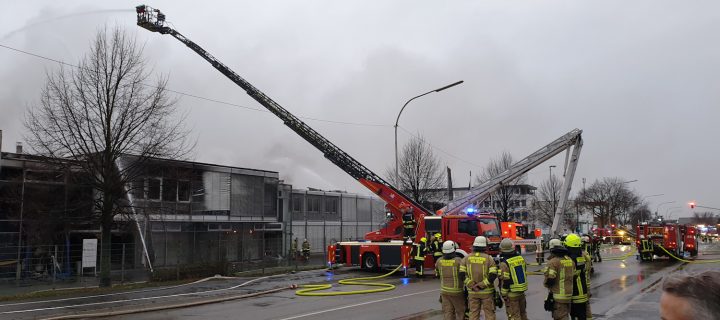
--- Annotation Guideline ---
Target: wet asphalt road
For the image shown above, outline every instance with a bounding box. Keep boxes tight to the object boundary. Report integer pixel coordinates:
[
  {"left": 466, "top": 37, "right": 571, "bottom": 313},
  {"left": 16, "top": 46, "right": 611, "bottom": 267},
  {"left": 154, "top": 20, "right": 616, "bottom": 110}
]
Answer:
[{"left": 1, "top": 243, "right": 717, "bottom": 320}]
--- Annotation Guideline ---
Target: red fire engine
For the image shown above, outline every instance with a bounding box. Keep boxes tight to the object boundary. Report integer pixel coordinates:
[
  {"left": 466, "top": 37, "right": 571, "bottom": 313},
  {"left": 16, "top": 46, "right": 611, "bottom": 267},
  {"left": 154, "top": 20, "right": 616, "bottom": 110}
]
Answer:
[{"left": 636, "top": 220, "right": 698, "bottom": 259}]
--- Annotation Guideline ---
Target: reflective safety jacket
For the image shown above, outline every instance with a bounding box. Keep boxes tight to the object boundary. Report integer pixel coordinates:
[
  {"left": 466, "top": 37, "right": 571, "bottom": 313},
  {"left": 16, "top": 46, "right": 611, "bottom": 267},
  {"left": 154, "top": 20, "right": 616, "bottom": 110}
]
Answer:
[
  {"left": 640, "top": 239, "right": 654, "bottom": 253},
  {"left": 499, "top": 255, "right": 528, "bottom": 298},
  {"left": 302, "top": 241, "right": 310, "bottom": 251},
  {"left": 572, "top": 252, "right": 592, "bottom": 304},
  {"left": 413, "top": 242, "right": 426, "bottom": 261},
  {"left": 431, "top": 240, "right": 443, "bottom": 257},
  {"left": 460, "top": 252, "right": 497, "bottom": 298},
  {"left": 402, "top": 213, "right": 416, "bottom": 229},
  {"left": 436, "top": 257, "right": 464, "bottom": 296},
  {"left": 544, "top": 255, "right": 575, "bottom": 302}
]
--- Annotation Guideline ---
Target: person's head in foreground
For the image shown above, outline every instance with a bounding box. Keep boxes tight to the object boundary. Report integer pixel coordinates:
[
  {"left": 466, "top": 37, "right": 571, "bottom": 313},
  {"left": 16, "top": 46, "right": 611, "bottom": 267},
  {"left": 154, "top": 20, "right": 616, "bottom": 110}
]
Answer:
[{"left": 660, "top": 270, "right": 720, "bottom": 320}]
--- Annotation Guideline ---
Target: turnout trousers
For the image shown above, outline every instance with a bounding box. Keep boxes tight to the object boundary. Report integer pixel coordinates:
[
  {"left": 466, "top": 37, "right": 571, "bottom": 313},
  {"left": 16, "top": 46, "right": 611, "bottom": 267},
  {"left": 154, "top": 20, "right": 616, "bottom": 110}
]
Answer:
[
  {"left": 441, "top": 293, "right": 466, "bottom": 320},
  {"left": 553, "top": 301, "right": 571, "bottom": 320},
  {"left": 468, "top": 296, "right": 495, "bottom": 320},
  {"left": 505, "top": 294, "right": 528, "bottom": 320}
]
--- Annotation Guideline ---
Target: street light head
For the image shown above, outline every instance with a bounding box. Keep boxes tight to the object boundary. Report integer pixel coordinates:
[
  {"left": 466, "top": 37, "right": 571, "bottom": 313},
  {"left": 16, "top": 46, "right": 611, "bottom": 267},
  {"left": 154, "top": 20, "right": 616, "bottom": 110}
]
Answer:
[
  {"left": 550, "top": 165, "right": 557, "bottom": 168},
  {"left": 434, "top": 80, "right": 464, "bottom": 92}
]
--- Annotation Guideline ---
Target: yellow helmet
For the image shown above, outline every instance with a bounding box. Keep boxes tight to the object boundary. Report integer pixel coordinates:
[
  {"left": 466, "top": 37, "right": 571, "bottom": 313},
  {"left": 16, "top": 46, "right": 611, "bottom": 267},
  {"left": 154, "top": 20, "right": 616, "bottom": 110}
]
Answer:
[
  {"left": 564, "top": 234, "right": 582, "bottom": 248},
  {"left": 420, "top": 237, "right": 427, "bottom": 243},
  {"left": 434, "top": 233, "right": 442, "bottom": 239}
]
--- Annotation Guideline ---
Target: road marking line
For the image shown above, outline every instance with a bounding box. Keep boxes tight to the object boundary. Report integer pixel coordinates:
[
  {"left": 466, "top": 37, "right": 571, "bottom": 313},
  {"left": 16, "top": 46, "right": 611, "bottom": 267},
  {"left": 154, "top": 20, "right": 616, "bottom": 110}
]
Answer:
[{"left": 276, "top": 289, "right": 439, "bottom": 320}]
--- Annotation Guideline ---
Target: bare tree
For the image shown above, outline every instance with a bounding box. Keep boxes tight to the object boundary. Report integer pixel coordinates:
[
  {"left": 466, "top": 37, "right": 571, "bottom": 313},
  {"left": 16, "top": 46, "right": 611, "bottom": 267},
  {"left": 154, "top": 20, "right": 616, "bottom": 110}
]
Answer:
[
  {"left": 628, "top": 203, "right": 652, "bottom": 226},
  {"left": 530, "top": 175, "right": 578, "bottom": 230},
  {"left": 476, "top": 152, "right": 526, "bottom": 222},
  {"left": 576, "top": 177, "right": 640, "bottom": 228},
  {"left": 25, "top": 27, "right": 193, "bottom": 287},
  {"left": 693, "top": 212, "right": 718, "bottom": 225},
  {"left": 385, "top": 134, "right": 445, "bottom": 207}
]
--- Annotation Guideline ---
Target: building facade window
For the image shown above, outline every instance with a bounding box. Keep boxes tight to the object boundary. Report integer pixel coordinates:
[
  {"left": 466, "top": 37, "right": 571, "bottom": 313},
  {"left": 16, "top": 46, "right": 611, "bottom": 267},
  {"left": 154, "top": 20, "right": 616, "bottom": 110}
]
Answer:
[
  {"left": 163, "top": 178, "right": 177, "bottom": 202},
  {"left": 178, "top": 180, "right": 191, "bottom": 202},
  {"left": 147, "top": 178, "right": 161, "bottom": 200}
]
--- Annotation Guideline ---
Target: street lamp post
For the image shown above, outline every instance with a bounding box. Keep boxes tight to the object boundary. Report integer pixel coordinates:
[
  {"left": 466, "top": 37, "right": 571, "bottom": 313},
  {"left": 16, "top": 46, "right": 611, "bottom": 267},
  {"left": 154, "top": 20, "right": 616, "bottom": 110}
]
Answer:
[
  {"left": 638, "top": 194, "right": 664, "bottom": 221},
  {"left": 655, "top": 201, "right": 675, "bottom": 218},
  {"left": 394, "top": 81, "right": 463, "bottom": 187}
]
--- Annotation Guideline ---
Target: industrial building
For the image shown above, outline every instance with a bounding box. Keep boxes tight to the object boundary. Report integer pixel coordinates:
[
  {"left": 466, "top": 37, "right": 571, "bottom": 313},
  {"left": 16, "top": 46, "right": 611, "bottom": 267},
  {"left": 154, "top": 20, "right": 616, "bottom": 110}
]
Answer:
[{"left": 0, "top": 133, "right": 385, "bottom": 278}]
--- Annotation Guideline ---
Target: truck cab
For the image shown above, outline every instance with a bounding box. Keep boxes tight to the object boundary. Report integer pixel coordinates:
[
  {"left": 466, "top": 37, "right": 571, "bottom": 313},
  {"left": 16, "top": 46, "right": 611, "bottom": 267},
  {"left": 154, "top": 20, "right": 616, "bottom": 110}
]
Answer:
[{"left": 417, "top": 214, "right": 502, "bottom": 255}]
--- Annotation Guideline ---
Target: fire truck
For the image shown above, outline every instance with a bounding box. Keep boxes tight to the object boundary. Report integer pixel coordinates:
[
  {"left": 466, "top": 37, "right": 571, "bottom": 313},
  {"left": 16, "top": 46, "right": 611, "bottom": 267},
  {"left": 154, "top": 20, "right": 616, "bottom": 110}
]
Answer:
[
  {"left": 636, "top": 220, "right": 698, "bottom": 260},
  {"left": 136, "top": 7, "right": 583, "bottom": 273}
]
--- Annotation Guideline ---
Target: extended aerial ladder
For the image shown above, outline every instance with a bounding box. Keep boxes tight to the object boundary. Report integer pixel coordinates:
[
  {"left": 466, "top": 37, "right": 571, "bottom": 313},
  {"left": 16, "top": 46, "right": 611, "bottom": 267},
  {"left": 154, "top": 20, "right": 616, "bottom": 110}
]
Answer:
[
  {"left": 135, "top": 6, "right": 431, "bottom": 241},
  {"left": 439, "top": 129, "right": 583, "bottom": 236}
]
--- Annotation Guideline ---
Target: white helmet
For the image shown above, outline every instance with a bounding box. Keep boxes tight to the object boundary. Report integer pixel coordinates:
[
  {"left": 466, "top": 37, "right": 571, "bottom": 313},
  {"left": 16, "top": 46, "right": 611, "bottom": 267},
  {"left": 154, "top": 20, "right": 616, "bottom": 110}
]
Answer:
[
  {"left": 581, "top": 236, "right": 590, "bottom": 243},
  {"left": 549, "top": 238, "right": 563, "bottom": 249},
  {"left": 442, "top": 240, "right": 456, "bottom": 254},
  {"left": 640, "top": 235, "right": 645, "bottom": 239},
  {"left": 473, "top": 236, "right": 488, "bottom": 248}
]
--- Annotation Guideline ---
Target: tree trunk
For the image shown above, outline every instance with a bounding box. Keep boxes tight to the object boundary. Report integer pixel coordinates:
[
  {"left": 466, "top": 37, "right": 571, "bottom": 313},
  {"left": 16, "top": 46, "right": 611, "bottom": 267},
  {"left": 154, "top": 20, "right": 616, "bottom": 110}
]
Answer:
[{"left": 99, "top": 192, "right": 114, "bottom": 287}]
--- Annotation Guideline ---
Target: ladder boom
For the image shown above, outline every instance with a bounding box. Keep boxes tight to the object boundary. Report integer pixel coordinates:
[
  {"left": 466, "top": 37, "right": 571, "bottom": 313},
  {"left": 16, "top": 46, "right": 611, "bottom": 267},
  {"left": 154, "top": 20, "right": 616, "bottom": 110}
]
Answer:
[
  {"left": 135, "top": 6, "right": 432, "bottom": 220},
  {"left": 441, "top": 129, "right": 583, "bottom": 221}
]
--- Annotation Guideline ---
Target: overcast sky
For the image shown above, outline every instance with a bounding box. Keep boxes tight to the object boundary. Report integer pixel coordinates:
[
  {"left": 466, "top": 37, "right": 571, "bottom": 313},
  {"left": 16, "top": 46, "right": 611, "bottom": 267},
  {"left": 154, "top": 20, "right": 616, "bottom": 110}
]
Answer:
[{"left": 1, "top": 1, "right": 718, "bottom": 218}]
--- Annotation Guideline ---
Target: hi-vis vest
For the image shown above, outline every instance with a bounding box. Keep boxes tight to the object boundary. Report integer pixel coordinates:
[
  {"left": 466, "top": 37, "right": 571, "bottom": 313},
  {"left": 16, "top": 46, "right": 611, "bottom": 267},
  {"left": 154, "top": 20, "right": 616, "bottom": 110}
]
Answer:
[
  {"left": 413, "top": 242, "right": 426, "bottom": 261},
  {"left": 432, "top": 240, "right": 443, "bottom": 257},
  {"left": 436, "top": 257, "right": 463, "bottom": 295},
  {"left": 460, "top": 252, "right": 497, "bottom": 298},
  {"left": 572, "top": 254, "right": 591, "bottom": 303},
  {"left": 500, "top": 255, "right": 528, "bottom": 297},
  {"left": 545, "top": 255, "right": 575, "bottom": 302},
  {"left": 640, "top": 239, "right": 653, "bottom": 253}
]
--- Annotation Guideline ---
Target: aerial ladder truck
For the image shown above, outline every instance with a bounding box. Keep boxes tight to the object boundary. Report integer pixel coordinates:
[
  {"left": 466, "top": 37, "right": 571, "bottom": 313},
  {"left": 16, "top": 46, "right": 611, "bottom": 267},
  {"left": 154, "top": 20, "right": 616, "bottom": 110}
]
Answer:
[{"left": 135, "top": 6, "right": 582, "bottom": 273}]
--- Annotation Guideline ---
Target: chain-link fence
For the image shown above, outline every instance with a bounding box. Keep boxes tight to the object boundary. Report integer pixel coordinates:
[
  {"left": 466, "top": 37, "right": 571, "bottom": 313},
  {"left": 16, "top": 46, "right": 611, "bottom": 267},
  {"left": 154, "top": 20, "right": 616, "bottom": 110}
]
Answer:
[
  {"left": 0, "top": 242, "right": 142, "bottom": 286},
  {"left": 0, "top": 234, "right": 329, "bottom": 290}
]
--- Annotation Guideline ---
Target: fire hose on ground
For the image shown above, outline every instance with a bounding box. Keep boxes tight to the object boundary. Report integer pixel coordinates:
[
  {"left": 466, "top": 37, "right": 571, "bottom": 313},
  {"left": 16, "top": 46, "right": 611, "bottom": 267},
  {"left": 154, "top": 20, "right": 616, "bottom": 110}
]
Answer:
[
  {"left": 295, "top": 265, "right": 402, "bottom": 296},
  {"left": 656, "top": 245, "right": 720, "bottom": 264}
]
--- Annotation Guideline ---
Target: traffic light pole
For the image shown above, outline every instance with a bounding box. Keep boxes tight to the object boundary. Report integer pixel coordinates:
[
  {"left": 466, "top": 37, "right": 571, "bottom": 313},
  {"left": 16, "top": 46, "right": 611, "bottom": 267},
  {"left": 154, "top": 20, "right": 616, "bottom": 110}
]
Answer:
[{"left": 694, "top": 205, "right": 720, "bottom": 211}]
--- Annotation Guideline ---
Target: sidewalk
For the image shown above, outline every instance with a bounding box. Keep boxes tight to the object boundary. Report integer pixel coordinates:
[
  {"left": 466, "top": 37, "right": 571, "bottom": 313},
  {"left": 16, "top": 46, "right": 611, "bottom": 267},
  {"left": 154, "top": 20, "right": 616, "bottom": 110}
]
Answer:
[
  {"left": 0, "top": 254, "right": 328, "bottom": 299},
  {"left": 0, "top": 269, "right": 150, "bottom": 297}
]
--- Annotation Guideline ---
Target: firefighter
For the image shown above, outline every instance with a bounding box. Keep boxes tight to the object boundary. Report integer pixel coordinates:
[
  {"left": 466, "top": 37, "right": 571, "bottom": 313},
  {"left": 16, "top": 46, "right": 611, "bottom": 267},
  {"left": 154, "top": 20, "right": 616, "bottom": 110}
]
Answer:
[
  {"left": 291, "top": 238, "right": 298, "bottom": 259},
  {"left": 436, "top": 240, "right": 466, "bottom": 320},
  {"left": 546, "top": 239, "right": 563, "bottom": 260},
  {"left": 498, "top": 238, "right": 528, "bottom": 320},
  {"left": 581, "top": 236, "right": 594, "bottom": 274},
  {"left": 566, "top": 234, "right": 592, "bottom": 320},
  {"left": 639, "top": 235, "right": 653, "bottom": 261},
  {"left": 301, "top": 238, "right": 311, "bottom": 262},
  {"left": 413, "top": 237, "right": 428, "bottom": 277},
  {"left": 431, "top": 233, "right": 443, "bottom": 263},
  {"left": 402, "top": 206, "right": 416, "bottom": 239},
  {"left": 544, "top": 238, "right": 575, "bottom": 320},
  {"left": 460, "top": 236, "right": 497, "bottom": 320},
  {"left": 581, "top": 235, "right": 590, "bottom": 255},
  {"left": 590, "top": 235, "right": 602, "bottom": 263}
]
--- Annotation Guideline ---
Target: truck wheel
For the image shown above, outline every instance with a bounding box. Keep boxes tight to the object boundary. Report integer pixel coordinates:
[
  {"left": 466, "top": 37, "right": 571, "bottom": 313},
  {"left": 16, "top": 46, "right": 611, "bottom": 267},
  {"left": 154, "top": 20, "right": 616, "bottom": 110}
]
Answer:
[{"left": 362, "top": 253, "right": 379, "bottom": 271}]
